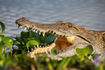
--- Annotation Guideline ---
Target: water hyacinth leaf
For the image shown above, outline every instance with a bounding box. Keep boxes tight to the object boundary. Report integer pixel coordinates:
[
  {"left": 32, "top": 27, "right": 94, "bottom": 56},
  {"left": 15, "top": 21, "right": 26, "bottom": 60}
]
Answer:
[
  {"left": 26, "top": 40, "right": 40, "bottom": 49},
  {"left": 0, "top": 35, "right": 4, "bottom": 42},
  {"left": 76, "top": 48, "right": 84, "bottom": 56},
  {"left": 0, "top": 37, "right": 2, "bottom": 42},
  {"left": 2, "top": 37, "right": 13, "bottom": 49},
  {"left": 0, "top": 36, "right": 4, "bottom": 51},
  {"left": 0, "top": 22, "right": 5, "bottom": 35},
  {"left": 76, "top": 45, "right": 93, "bottom": 57},
  {"left": 0, "top": 59, "right": 4, "bottom": 66},
  {"left": 84, "top": 45, "right": 93, "bottom": 56},
  {"left": 46, "top": 60, "right": 53, "bottom": 70},
  {"left": 59, "top": 58, "right": 71, "bottom": 69}
]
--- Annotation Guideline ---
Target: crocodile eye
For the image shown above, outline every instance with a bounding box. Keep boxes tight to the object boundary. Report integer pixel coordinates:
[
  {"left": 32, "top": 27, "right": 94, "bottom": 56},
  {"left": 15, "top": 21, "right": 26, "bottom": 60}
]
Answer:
[{"left": 68, "top": 24, "right": 72, "bottom": 28}]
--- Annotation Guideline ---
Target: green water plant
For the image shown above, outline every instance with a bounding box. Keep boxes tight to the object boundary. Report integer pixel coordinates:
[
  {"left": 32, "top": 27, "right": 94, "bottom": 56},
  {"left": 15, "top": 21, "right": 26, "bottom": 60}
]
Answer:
[{"left": 0, "top": 21, "right": 105, "bottom": 70}]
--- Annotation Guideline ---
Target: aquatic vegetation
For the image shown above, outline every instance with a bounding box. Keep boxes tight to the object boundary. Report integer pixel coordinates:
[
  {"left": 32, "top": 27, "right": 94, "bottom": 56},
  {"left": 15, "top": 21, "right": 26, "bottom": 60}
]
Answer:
[{"left": 0, "top": 22, "right": 105, "bottom": 70}]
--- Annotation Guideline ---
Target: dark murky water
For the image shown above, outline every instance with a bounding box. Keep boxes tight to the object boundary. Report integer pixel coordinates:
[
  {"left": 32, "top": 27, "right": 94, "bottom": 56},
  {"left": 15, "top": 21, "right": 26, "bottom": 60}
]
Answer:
[{"left": 0, "top": 0, "right": 105, "bottom": 36}]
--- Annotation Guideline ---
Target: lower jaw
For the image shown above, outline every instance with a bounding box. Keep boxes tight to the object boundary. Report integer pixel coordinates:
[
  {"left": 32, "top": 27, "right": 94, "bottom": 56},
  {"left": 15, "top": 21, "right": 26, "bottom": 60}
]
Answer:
[{"left": 28, "top": 36, "right": 75, "bottom": 58}]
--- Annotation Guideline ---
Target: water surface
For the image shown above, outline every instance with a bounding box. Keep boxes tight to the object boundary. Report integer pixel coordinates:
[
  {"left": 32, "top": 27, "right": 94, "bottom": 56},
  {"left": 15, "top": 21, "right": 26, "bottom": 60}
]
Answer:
[{"left": 0, "top": 0, "right": 105, "bottom": 36}]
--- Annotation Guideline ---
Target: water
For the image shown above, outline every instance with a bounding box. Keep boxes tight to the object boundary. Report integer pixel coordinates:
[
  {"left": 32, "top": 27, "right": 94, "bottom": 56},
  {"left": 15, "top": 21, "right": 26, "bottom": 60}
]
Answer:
[{"left": 0, "top": 0, "right": 105, "bottom": 36}]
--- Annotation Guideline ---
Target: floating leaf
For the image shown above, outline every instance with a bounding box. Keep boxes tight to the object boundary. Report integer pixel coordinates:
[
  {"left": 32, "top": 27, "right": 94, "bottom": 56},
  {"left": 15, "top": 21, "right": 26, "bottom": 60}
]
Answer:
[
  {"left": 76, "top": 48, "right": 84, "bottom": 56},
  {"left": 0, "top": 35, "right": 4, "bottom": 42},
  {"left": 2, "top": 37, "right": 13, "bottom": 49},
  {"left": 76, "top": 45, "right": 93, "bottom": 58},
  {"left": 0, "top": 22, "right": 5, "bottom": 35},
  {"left": 26, "top": 40, "right": 40, "bottom": 49},
  {"left": 84, "top": 45, "right": 93, "bottom": 56},
  {"left": 59, "top": 58, "right": 71, "bottom": 69}
]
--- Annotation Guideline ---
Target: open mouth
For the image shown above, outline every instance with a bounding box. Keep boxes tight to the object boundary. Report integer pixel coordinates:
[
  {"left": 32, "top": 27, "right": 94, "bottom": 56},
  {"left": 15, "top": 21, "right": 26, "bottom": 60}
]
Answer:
[{"left": 16, "top": 18, "right": 75, "bottom": 58}]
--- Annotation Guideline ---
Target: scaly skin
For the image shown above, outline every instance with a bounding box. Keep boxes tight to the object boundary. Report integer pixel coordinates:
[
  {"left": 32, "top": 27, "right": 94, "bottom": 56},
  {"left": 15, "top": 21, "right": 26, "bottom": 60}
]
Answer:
[{"left": 16, "top": 17, "right": 105, "bottom": 59}]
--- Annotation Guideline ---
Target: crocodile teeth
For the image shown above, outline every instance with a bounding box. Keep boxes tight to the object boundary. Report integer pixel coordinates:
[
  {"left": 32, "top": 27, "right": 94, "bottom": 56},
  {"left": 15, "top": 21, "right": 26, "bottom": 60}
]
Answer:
[
  {"left": 33, "top": 30, "right": 35, "bottom": 32},
  {"left": 36, "top": 30, "right": 38, "bottom": 33},
  {"left": 48, "top": 30, "right": 53, "bottom": 33},
  {"left": 55, "top": 34, "right": 65, "bottom": 38},
  {"left": 31, "top": 48, "right": 34, "bottom": 51},
  {"left": 42, "top": 33, "right": 45, "bottom": 36},
  {"left": 39, "top": 46, "right": 42, "bottom": 48},
  {"left": 34, "top": 46, "right": 36, "bottom": 48},
  {"left": 16, "top": 24, "right": 18, "bottom": 26},
  {"left": 27, "top": 50, "right": 30, "bottom": 53},
  {"left": 28, "top": 43, "right": 56, "bottom": 57},
  {"left": 39, "top": 31, "right": 41, "bottom": 35},
  {"left": 18, "top": 25, "right": 20, "bottom": 28},
  {"left": 24, "top": 27, "right": 27, "bottom": 30},
  {"left": 36, "top": 45, "right": 38, "bottom": 48},
  {"left": 19, "top": 26, "right": 23, "bottom": 28}
]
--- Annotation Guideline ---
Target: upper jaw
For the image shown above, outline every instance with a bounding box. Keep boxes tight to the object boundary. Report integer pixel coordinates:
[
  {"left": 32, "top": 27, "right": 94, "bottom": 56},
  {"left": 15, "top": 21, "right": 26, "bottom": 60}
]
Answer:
[
  {"left": 16, "top": 19, "right": 76, "bottom": 43},
  {"left": 16, "top": 18, "right": 75, "bottom": 44},
  {"left": 16, "top": 21, "right": 68, "bottom": 37}
]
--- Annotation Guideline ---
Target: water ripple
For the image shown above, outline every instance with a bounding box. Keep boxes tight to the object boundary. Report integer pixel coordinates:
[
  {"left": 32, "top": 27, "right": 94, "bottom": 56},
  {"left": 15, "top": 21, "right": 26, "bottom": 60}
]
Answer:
[{"left": 0, "top": 0, "right": 105, "bottom": 36}]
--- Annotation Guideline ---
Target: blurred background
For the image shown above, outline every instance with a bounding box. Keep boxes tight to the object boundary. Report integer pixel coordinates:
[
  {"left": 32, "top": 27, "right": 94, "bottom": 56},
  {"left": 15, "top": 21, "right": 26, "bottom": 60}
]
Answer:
[{"left": 0, "top": 0, "right": 105, "bottom": 36}]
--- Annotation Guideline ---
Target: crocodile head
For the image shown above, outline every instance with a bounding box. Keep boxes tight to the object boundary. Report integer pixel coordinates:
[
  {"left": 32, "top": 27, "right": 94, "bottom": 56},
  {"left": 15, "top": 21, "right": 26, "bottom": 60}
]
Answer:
[{"left": 16, "top": 17, "right": 105, "bottom": 59}]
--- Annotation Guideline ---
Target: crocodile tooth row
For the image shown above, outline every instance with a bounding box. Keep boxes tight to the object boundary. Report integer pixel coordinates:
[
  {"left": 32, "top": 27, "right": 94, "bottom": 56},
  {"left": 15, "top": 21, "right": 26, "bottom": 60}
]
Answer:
[
  {"left": 48, "top": 30, "right": 66, "bottom": 38},
  {"left": 33, "top": 45, "right": 45, "bottom": 48},
  {"left": 32, "top": 29, "right": 66, "bottom": 37},
  {"left": 24, "top": 27, "right": 27, "bottom": 30},
  {"left": 28, "top": 43, "right": 56, "bottom": 57},
  {"left": 17, "top": 24, "right": 41, "bottom": 35},
  {"left": 32, "top": 29, "right": 45, "bottom": 36},
  {"left": 18, "top": 24, "right": 66, "bottom": 37}
]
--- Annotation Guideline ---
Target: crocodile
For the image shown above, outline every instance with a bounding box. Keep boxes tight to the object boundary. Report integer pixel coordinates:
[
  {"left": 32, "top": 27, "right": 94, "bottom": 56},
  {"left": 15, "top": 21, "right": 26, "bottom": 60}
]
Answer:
[{"left": 16, "top": 17, "right": 105, "bottom": 59}]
